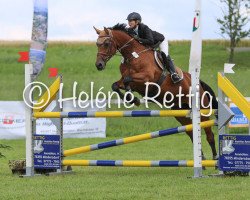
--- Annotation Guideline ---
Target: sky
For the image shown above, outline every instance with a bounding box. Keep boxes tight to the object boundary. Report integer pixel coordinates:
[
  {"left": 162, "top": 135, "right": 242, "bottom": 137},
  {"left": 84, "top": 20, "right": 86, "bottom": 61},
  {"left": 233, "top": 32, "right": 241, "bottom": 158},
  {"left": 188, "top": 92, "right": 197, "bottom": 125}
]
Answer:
[{"left": 0, "top": 0, "right": 249, "bottom": 41}]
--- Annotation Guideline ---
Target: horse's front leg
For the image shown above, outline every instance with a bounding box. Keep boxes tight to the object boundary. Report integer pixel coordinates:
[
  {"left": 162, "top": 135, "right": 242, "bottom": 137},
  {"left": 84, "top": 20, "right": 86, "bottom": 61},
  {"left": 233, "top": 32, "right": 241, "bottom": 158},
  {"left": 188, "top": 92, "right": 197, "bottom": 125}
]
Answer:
[
  {"left": 111, "top": 78, "right": 125, "bottom": 100},
  {"left": 112, "top": 78, "right": 140, "bottom": 106},
  {"left": 123, "top": 71, "right": 158, "bottom": 97},
  {"left": 123, "top": 75, "right": 149, "bottom": 107}
]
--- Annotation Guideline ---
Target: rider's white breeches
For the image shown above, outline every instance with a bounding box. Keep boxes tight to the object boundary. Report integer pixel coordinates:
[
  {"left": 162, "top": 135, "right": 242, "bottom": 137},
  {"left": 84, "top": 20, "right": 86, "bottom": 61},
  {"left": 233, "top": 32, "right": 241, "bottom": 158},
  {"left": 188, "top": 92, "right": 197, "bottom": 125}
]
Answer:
[{"left": 159, "top": 39, "right": 169, "bottom": 56}]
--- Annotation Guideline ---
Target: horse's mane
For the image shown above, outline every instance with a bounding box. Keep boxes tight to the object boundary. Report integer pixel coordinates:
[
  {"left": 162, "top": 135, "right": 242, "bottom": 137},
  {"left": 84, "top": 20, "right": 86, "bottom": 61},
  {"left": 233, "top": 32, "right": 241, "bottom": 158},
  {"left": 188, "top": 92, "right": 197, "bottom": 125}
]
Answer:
[{"left": 108, "top": 23, "right": 130, "bottom": 35}]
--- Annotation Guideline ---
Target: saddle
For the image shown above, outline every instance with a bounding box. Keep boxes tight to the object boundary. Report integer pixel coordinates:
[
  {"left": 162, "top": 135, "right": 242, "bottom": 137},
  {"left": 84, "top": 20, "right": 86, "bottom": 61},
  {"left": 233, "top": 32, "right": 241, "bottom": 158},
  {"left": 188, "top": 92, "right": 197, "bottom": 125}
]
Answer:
[{"left": 154, "top": 50, "right": 184, "bottom": 80}]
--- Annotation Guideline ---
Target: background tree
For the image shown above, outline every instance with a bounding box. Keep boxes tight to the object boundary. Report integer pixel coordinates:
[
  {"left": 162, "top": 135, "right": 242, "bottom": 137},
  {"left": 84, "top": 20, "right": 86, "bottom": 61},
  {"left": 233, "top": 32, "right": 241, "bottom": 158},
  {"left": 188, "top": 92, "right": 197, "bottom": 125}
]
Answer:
[{"left": 217, "top": 0, "right": 250, "bottom": 62}]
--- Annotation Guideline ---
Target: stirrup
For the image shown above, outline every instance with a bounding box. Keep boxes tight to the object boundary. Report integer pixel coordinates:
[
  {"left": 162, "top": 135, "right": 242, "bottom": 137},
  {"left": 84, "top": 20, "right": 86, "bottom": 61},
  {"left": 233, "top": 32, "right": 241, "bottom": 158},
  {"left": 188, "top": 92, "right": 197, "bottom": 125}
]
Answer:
[{"left": 171, "top": 73, "right": 182, "bottom": 84}]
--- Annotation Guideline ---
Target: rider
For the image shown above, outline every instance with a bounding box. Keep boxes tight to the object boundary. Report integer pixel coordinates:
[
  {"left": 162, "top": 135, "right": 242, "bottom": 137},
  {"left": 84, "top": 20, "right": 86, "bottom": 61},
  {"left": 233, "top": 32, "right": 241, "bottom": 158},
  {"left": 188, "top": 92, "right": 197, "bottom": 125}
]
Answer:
[{"left": 126, "top": 12, "right": 181, "bottom": 83}]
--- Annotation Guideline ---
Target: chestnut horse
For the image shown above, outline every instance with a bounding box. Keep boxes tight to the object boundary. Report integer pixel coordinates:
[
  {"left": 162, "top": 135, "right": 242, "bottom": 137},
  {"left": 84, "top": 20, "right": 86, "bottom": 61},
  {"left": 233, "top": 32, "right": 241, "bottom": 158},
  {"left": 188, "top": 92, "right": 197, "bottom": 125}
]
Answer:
[{"left": 94, "top": 24, "right": 218, "bottom": 160}]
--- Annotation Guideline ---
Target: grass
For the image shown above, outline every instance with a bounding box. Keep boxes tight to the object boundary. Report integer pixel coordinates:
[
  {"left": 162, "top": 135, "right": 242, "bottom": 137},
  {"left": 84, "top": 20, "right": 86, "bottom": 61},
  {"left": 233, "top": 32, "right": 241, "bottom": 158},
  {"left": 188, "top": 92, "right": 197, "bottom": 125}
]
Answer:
[
  {"left": 1, "top": 135, "right": 250, "bottom": 199},
  {"left": 0, "top": 40, "right": 250, "bottom": 199}
]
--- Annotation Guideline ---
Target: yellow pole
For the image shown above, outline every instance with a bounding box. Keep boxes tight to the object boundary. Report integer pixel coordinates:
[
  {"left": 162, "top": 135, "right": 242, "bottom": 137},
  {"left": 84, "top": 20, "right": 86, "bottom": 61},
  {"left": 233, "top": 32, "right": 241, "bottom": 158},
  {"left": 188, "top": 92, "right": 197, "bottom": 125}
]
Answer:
[
  {"left": 33, "top": 77, "right": 61, "bottom": 113},
  {"left": 218, "top": 72, "right": 250, "bottom": 119},
  {"left": 186, "top": 160, "right": 217, "bottom": 167},
  {"left": 33, "top": 112, "right": 61, "bottom": 118}
]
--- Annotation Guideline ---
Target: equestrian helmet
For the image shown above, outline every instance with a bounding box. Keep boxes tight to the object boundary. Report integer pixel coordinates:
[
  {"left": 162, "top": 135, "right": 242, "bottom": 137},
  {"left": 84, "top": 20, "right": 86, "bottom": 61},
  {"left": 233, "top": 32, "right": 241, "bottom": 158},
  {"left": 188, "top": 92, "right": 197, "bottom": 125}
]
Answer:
[{"left": 126, "top": 12, "right": 142, "bottom": 22}]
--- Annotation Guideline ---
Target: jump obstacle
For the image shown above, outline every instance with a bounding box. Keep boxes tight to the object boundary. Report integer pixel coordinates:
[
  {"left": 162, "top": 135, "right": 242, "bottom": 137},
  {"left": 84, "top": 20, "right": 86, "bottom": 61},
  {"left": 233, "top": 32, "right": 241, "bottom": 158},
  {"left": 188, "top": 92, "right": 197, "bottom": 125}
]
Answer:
[
  {"left": 24, "top": 63, "right": 250, "bottom": 177},
  {"left": 24, "top": 62, "right": 220, "bottom": 178}
]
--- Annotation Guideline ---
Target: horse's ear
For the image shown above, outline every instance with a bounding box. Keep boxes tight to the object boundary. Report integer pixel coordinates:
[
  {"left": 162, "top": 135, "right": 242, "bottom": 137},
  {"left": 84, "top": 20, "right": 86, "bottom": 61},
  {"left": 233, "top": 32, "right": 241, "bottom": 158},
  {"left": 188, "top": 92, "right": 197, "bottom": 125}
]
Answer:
[
  {"left": 104, "top": 27, "right": 109, "bottom": 35},
  {"left": 93, "top": 26, "right": 101, "bottom": 35}
]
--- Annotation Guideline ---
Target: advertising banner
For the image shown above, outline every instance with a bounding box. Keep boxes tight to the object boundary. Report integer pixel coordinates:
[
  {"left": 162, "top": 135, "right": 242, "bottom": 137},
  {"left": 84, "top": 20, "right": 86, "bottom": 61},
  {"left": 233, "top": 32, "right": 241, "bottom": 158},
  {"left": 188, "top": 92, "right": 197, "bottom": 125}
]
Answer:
[{"left": 219, "top": 134, "right": 250, "bottom": 172}]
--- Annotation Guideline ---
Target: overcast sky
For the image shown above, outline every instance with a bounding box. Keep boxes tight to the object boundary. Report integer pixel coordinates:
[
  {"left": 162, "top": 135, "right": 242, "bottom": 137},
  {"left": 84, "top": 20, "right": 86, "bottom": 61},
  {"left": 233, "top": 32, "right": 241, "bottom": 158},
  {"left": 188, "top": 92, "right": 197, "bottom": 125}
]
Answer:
[{"left": 0, "top": 0, "right": 248, "bottom": 40}]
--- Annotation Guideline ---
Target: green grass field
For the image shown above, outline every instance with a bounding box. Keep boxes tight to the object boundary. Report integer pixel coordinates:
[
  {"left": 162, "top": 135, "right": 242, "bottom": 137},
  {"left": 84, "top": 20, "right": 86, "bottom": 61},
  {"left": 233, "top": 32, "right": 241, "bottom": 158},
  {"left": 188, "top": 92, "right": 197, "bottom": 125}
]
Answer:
[{"left": 0, "top": 40, "right": 250, "bottom": 199}]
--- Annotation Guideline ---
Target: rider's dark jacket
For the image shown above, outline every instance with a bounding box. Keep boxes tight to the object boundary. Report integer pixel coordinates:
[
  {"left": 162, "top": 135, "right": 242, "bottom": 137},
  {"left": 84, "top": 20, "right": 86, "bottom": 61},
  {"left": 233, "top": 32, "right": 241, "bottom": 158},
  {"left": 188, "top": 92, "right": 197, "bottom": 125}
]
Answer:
[{"left": 127, "top": 23, "right": 165, "bottom": 46}]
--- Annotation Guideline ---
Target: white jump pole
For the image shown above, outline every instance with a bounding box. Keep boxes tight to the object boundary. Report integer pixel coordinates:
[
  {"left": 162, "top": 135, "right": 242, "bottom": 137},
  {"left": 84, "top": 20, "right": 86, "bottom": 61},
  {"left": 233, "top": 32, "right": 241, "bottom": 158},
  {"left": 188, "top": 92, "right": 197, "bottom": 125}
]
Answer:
[
  {"left": 24, "top": 64, "right": 34, "bottom": 177},
  {"left": 189, "top": 0, "right": 203, "bottom": 178}
]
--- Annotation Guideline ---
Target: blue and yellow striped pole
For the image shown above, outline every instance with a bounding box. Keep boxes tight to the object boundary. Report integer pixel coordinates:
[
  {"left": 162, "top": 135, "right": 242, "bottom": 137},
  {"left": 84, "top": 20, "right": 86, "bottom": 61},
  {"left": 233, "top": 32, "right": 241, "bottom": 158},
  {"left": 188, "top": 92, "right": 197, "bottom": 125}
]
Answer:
[
  {"left": 33, "top": 109, "right": 217, "bottom": 118},
  {"left": 63, "top": 120, "right": 216, "bottom": 157},
  {"left": 62, "top": 160, "right": 217, "bottom": 167}
]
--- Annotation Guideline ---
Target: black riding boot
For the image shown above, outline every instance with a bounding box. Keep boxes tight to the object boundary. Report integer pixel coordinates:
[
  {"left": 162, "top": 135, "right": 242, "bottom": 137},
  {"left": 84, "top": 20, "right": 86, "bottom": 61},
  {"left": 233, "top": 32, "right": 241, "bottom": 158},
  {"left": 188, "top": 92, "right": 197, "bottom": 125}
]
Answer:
[{"left": 161, "top": 53, "right": 182, "bottom": 83}]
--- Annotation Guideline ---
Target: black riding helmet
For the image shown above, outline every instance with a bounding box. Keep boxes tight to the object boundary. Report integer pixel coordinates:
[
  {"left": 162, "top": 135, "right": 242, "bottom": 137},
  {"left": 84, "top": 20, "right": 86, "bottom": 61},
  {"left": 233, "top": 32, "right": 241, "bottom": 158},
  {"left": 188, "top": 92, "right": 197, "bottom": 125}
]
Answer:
[{"left": 126, "top": 12, "right": 142, "bottom": 22}]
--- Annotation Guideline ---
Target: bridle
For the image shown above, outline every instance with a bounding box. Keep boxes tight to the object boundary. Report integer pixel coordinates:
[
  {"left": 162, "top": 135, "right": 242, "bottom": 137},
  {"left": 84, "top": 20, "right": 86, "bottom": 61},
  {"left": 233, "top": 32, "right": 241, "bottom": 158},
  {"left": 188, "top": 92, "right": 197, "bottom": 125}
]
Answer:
[
  {"left": 96, "top": 29, "right": 167, "bottom": 87},
  {"left": 96, "top": 29, "right": 134, "bottom": 62}
]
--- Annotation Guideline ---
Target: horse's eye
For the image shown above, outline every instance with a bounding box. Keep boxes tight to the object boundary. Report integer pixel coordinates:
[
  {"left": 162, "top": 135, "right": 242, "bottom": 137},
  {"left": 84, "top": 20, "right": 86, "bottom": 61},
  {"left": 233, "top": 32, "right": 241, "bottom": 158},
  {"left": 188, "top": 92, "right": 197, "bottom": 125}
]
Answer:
[{"left": 104, "top": 42, "right": 109, "bottom": 48}]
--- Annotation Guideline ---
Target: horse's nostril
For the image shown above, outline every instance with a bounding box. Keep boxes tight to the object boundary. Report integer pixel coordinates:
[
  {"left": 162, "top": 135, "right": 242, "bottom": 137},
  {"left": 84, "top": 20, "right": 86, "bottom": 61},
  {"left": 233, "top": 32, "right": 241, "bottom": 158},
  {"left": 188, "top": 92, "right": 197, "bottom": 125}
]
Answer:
[
  {"left": 96, "top": 58, "right": 105, "bottom": 70},
  {"left": 96, "top": 61, "right": 105, "bottom": 70},
  {"left": 95, "top": 62, "right": 101, "bottom": 68}
]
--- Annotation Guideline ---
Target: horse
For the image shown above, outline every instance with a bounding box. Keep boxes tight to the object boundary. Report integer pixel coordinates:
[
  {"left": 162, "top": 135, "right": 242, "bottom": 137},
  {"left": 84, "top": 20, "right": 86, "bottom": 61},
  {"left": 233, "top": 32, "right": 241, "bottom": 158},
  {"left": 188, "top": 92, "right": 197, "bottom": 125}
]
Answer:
[{"left": 93, "top": 24, "right": 218, "bottom": 160}]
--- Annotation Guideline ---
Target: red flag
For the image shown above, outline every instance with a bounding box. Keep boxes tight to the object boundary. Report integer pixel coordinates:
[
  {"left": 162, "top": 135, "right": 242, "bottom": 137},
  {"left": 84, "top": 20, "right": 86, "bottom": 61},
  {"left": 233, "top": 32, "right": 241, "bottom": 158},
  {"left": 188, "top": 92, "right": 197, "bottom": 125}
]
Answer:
[
  {"left": 18, "top": 51, "right": 29, "bottom": 62},
  {"left": 48, "top": 68, "right": 58, "bottom": 78}
]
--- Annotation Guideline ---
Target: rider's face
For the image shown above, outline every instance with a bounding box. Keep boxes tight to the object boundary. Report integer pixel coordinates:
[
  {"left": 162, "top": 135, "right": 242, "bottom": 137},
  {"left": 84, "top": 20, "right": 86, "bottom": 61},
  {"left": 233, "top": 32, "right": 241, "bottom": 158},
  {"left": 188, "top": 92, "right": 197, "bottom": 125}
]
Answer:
[{"left": 128, "top": 20, "right": 138, "bottom": 29}]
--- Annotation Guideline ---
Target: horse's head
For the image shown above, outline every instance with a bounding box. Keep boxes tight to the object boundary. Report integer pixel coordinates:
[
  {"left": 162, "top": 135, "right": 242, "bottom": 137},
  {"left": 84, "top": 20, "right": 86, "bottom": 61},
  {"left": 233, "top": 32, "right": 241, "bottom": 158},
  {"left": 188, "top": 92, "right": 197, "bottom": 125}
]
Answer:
[{"left": 94, "top": 27, "right": 117, "bottom": 71}]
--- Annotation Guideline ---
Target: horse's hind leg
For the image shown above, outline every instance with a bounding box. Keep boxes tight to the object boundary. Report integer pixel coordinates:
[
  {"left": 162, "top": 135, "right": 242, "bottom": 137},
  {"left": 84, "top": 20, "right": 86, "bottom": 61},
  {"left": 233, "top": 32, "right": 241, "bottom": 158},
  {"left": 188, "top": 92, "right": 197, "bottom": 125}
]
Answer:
[
  {"left": 201, "top": 116, "right": 218, "bottom": 160},
  {"left": 175, "top": 116, "right": 207, "bottom": 161}
]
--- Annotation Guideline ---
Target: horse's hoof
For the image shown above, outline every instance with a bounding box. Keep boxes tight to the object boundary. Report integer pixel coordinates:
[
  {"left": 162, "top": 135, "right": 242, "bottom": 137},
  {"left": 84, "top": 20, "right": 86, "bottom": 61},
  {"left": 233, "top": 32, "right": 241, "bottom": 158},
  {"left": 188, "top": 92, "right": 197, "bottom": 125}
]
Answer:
[
  {"left": 213, "top": 155, "right": 219, "bottom": 160},
  {"left": 133, "top": 97, "right": 141, "bottom": 106},
  {"left": 111, "top": 82, "right": 119, "bottom": 91},
  {"left": 124, "top": 94, "right": 132, "bottom": 102}
]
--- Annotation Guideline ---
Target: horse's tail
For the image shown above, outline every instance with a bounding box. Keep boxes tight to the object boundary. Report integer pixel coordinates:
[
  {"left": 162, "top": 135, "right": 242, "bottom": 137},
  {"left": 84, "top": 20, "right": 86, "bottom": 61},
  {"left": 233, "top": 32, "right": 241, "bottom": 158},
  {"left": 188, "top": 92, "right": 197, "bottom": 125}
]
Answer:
[{"left": 200, "top": 80, "right": 218, "bottom": 109}]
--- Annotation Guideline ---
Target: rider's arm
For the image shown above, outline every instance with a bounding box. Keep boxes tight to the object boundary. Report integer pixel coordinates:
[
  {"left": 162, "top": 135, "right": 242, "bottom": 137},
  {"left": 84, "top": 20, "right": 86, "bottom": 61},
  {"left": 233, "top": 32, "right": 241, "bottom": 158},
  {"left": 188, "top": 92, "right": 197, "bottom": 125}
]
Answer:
[{"left": 138, "top": 26, "right": 154, "bottom": 45}]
